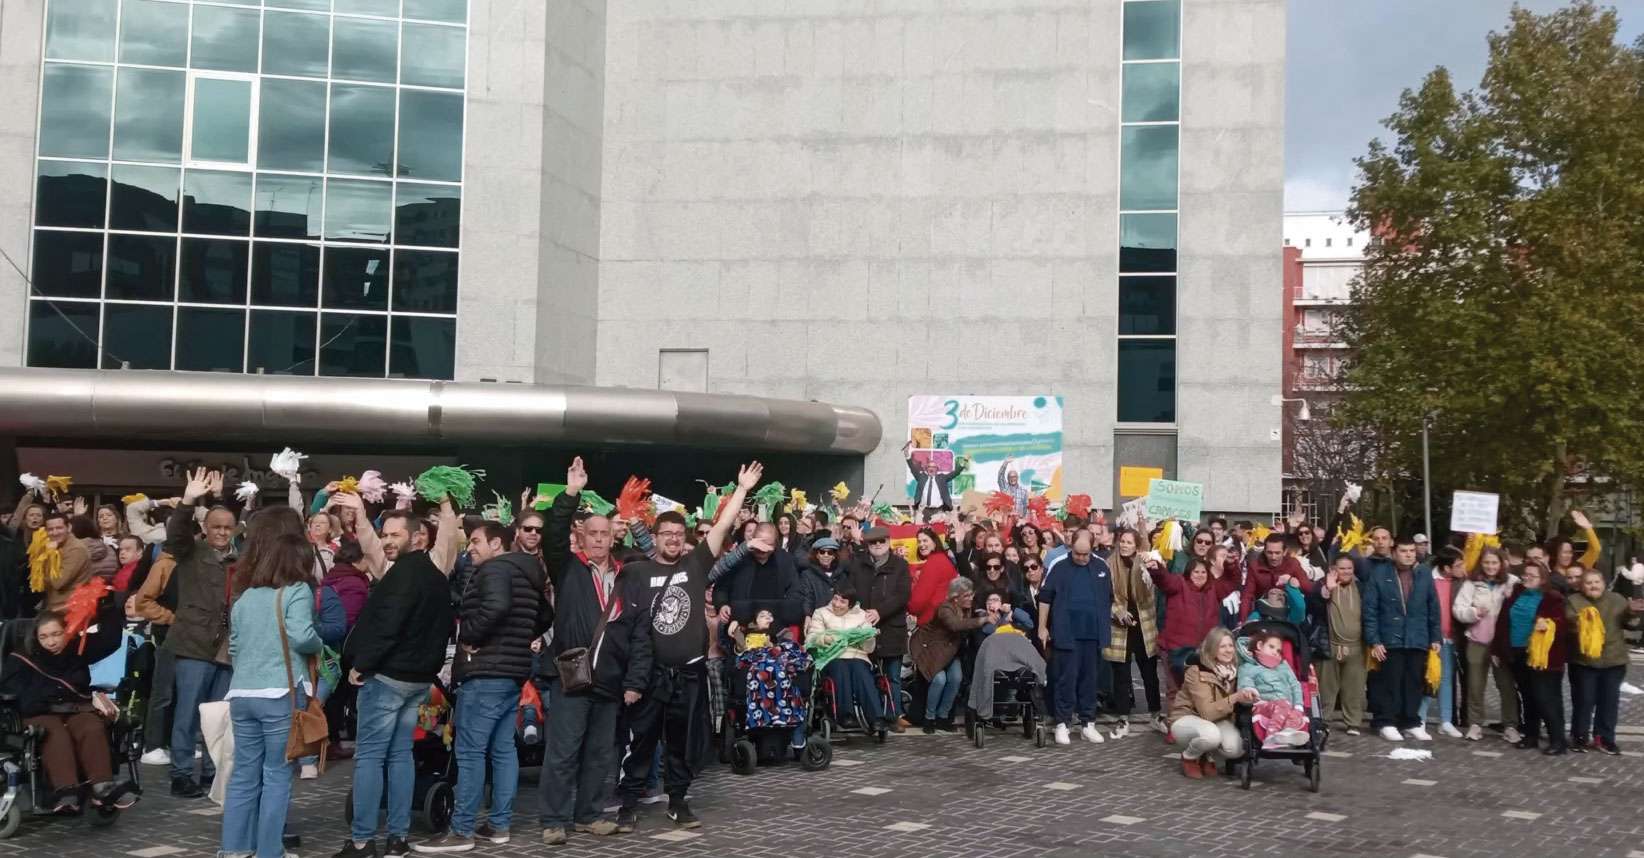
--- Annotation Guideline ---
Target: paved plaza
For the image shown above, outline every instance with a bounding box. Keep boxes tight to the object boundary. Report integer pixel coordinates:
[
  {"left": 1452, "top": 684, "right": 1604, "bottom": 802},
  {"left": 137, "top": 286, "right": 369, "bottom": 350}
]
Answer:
[{"left": 9, "top": 660, "right": 1644, "bottom": 858}]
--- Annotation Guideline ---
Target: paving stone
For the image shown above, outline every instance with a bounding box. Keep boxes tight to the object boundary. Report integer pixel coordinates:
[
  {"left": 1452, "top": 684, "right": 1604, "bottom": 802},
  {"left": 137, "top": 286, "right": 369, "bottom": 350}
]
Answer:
[
  {"left": 849, "top": 787, "right": 891, "bottom": 796},
  {"left": 1306, "top": 811, "right": 1347, "bottom": 822}
]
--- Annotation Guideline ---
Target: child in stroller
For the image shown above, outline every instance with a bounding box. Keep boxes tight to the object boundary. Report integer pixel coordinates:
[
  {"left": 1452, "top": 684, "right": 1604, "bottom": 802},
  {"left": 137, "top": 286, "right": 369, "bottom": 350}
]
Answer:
[{"left": 1238, "top": 630, "right": 1309, "bottom": 748}]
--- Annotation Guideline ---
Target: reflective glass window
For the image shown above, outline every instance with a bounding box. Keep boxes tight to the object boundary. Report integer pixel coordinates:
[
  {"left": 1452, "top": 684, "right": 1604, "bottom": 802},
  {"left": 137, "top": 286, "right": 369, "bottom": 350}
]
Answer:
[
  {"left": 392, "top": 250, "right": 457, "bottom": 312},
  {"left": 257, "top": 79, "right": 326, "bottom": 172},
  {"left": 179, "top": 237, "right": 249, "bottom": 304},
  {"left": 397, "top": 90, "right": 464, "bottom": 182},
  {"left": 1122, "top": 62, "right": 1179, "bottom": 123},
  {"left": 1120, "top": 125, "right": 1179, "bottom": 212},
  {"left": 31, "top": 230, "right": 103, "bottom": 298},
  {"left": 27, "top": 300, "right": 101, "bottom": 369},
  {"left": 190, "top": 5, "right": 260, "bottom": 73},
  {"left": 110, "top": 164, "right": 180, "bottom": 231},
  {"left": 267, "top": 0, "right": 330, "bottom": 9},
  {"left": 101, "top": 303, "right": 173, "bottom": 369},
  {"left": 251, "top": 243, "right": 320, "bottom": 307},
  {"left": 319, "top": 313, "right": 387, "bottom": 377},
  {"left": 390, "top": 316, "right": 454, "bottom": 380},
  {"left": 175, "top": 307, "right": 245, "bottom": 372},
  {"left": 247, "top": 310, "right": 317, "bottom": 375},
  {"left": 394, "top": 183, "right": 459, "bottom": 248},
  {"left": 182, "top": 170, "right": 253, "bottom": 235},
  {"left": 401, "top": 23, "right": 465, "bottom": 88},
  {"left": 1123, "top": 0, "right": 1180, "bottom": 61},
  {"left": 35, "top": 161, "right": 107, "bottom": 229},
  {"left": 46, "top": 0, "right": 116, "bottom": 62},
  {"left": 1118, "top": 277, "right": 1176, "bottom": 336},
  {"left": 1119, "top": 213, "right": 1176, "bottom": 273},
  {"left": 323, "top": 246, "right": 390, "bottom": 310},
  {"left": 39, "top": 64, "right": 113, "bottom": 159},
  {"left": 332, "top": 17, "right": 398, "bottom": 84},
  {"left": 114, "top": 68, "right": 185, "bottom": 162},
  {"left": 1117, "top": 339, "right": 1176, "bottom": 423},
  {"left": 263, "top": 12, "right": 330, "bottom": 78},
  {"left": 336, "top": 0, "right": 400, "bottom": 14},
  {"left": 190, "top": 76, "right": 253, "bottom": 165},
  {"left": 327, "top": 84, "right": 395, "bottom": 176},
  {"left": 404, "top": 0, "right": 466, "bottom": 24},
  {"left": 254, "top": 174, "right": 323, "bottom": 239},
  {"left": 106, "top": 233, "right": 177, "bottom": 301},
  {"left": 325, "top": 179, "right": 392, "bottom": 243},
  {"left": 119, "top": 0, "right": 187, "bottom": 67}
]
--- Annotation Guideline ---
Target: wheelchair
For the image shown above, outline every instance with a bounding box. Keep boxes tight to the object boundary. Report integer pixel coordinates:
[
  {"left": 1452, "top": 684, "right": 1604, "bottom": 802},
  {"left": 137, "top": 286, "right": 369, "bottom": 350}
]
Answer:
[{"left": 0, "top": 620, "right": 145, "bottom": 838}]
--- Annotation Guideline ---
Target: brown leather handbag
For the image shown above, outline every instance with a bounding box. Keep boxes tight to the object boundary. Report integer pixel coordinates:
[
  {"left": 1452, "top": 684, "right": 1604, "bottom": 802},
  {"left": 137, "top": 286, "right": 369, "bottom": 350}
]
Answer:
[{"left": 275, "top": 587, "right": 330, "bottom": 769}]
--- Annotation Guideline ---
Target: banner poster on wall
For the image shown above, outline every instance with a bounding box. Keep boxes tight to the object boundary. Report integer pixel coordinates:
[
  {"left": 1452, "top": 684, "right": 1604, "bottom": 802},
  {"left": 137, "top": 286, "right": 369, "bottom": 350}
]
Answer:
[{"left": 906, "top": 395, "right": 1065, "bottom": 502}]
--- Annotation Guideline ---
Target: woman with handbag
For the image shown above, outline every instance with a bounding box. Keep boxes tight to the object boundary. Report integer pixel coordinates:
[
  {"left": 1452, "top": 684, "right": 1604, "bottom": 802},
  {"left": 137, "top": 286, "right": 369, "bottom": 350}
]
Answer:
[{"left": 221, "top": 521, "right": 324, "bottom": 858}]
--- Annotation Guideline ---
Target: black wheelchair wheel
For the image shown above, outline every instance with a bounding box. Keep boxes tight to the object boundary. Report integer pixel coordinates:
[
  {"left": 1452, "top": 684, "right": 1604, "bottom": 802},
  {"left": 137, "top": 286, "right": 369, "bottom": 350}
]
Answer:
[
  {"left": 801, "top": 736, "right": 832, "bottom": 771},
  {"left": 1307, "top": 757, "right": 1321, "bottom": 793},
  {"left": 1033, "top": 725, "right": 1047, "bottom": 748},
  {"left": 874, "top": 727, "right": 887, "bottom": 745},
  {"left": 716, "top": 717, "right": 735, "bottom": 765},
  {"left": 0, "top": 803, "right": 18, "bottom": 839},
  {"left": 963, "top": 709, "right": 976, "bottom": 741},
  {"left": 89, "top": 803, "right": 120, "bottom": 828},
  {"left": 973, "top": 726, "right": 985, "bottom": 749},
  {"left": 422, "top": 781, "right": 453, "bottom": 833},
  {"left": 1240, "top": 758, "right": 1254, "bottom": 790},
  {"left": 730, "top": 740, "right": 757, "bottom": 776}
]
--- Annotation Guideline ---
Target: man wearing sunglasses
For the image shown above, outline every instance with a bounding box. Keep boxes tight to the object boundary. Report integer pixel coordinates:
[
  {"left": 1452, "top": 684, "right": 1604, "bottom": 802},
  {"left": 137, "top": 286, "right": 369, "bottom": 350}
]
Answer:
[{"left": 610, "top": 464, "right": 765, "bottom": 835}]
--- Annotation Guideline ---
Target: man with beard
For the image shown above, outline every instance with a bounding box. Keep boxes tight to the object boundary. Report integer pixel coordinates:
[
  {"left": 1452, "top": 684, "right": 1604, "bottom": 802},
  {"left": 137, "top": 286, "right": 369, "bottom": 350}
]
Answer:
[{"left": 612, "top": 464, "right": 764, "bottom": 832}]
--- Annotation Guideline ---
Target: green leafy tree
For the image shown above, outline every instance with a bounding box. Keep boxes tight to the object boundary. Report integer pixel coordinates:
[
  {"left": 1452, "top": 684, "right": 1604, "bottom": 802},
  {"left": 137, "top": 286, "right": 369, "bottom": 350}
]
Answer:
[{"left": 1342, "top": 1, "right": 1644, "bottom": 541}]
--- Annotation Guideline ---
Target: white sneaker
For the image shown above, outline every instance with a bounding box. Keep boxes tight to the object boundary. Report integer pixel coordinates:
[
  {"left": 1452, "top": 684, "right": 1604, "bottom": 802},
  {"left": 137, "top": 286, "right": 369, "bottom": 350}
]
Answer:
[
  {"left": 1150, "top": 713, "right": 1169, "bottom": 734},
  {"left": 1275, "top": 728, "right": 1310, "bottom": 747},
  {"left": 299, "top": 763, "right": 318, "bottom": 780},
  {"left": 1109, "top": 719, "right": 1130, "bottom": 740},
  {"left": 1465, "top": 724, "right": 1483, "bottom": 741},
  {"left": 1054, "top": 723, "right": 1071, "bottom": 745},
  {"left": 1404, "top": 726, "right": 1433, "bottom": 741},
  {"left": 1439, "top": 722, "right": 1463, "bottom": 738},
  {"left": 1081, "top": 723, "right": 1105, "bottom": 744},
  {"left": 1503, "top": 726, "right": 1523, "bottom": 744},
  {"left": 139, "top": 748, "right": 171, "bottom": 766},
  {"left": 1379, "top": 726, "right": 1404, "bottom": 742}
]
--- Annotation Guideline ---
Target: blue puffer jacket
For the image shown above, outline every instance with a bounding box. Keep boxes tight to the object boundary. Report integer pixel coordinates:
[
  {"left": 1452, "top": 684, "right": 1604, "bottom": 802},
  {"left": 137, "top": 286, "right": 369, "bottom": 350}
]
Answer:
[{"left": 1356, "top": 555, "right": 1440, "bottom": 650}]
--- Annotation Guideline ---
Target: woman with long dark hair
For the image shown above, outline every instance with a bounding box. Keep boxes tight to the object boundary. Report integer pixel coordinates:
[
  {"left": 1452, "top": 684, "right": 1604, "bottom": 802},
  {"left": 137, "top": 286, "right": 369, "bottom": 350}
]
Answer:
[
  {"left": 221, "top": 508, "right": 323, "bottom": 858},
  {"left": 907, "top": 528, "right": 958, "bottom": 628}
]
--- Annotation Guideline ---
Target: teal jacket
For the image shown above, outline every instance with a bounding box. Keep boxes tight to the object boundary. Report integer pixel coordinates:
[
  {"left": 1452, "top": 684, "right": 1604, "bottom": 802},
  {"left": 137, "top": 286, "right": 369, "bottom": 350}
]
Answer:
[
  {"left": 229, "top": 584, "right": 323, "bottom": 693},
  {"left": 1235, "top": 636, "right": 1303, "bottom": 706}
]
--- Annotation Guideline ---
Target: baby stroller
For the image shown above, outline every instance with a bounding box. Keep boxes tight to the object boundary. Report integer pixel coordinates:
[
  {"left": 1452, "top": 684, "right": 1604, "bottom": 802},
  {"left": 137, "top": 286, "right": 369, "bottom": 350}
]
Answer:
[
  {"left": 344, "top": 676, "right": 458, "bottom": 834},
  {"left": 1228, "top": 618, "right": 1327, "bottom": 793},
  {"left": 723, "top": 642, "right": 829, "bottom": 775},
  {"left": 0, "top": 619, "right": 143, "bottom": 838}
]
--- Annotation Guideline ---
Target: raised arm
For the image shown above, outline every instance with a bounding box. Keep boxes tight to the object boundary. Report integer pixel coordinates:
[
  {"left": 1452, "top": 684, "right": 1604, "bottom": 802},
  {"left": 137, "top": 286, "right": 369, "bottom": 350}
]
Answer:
[
  {"left": 544, "top": 458, "right": 586, "bottom": 591},
  {"left": 287, "top": 479, "right": 304, "bottom": 513},
  {"left": 429, "top": 498, "right": 460, "bottom": 575},
  {"left": 126, "top": 497, "right": 168, "bottom": 545},
  {"left": 332, "top": 492, "right": 385, "bottom": 578},
  {"left": 705, "top": 462, "right": 762, "bottom": 558},
  {"left": 1571, "top": 510, "right": 1601, "bottom": 569},
  {"left": 5, "top": 489, "right": 35, "bottom": 532}
]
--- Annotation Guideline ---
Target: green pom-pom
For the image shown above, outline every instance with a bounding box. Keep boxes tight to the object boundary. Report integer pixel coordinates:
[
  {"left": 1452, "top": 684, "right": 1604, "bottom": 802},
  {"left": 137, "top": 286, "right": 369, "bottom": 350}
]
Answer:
[
  {"left": 871, "top": 501, "right": 896, "bottom": 521},
  {"left": 579, "top": 491, "right": 614, "bottom": 516},
  {"left": 415, "top": 465, "right": 485, "bottom": 509},
  {"left": 751, "top": 481, "right": 786, "bottom": 510}
]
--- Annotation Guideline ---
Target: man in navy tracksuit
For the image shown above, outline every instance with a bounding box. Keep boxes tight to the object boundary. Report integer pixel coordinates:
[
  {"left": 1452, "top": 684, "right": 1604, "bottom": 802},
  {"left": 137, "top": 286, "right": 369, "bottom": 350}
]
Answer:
[
  {"left": 1036, "top": 529, "right": 1112, "bottom": 745},
  {"left": 1358, "top": 530, "right": 1441, "bottom": 742}
]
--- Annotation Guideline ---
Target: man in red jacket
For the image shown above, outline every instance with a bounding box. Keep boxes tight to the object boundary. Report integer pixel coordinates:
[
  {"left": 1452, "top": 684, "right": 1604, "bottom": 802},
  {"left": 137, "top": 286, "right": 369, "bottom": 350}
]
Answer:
[{"left": 1236, "top": 532, "right": 1311, "bottom": 620}]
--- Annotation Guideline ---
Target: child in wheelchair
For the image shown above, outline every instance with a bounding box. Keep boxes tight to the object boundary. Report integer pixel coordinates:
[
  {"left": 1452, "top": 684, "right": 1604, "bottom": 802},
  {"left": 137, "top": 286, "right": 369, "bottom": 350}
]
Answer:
[{"left": 0, "top": 607, "right": 139, "bottom": 815}]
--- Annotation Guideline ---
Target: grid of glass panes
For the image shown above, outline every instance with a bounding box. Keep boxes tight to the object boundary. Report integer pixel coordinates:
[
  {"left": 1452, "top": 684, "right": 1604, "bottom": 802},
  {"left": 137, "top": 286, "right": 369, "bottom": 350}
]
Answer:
[
  {"left": 1116, "top": 0, "right": 1180, "bottom": 423},
  {"left": 28, "top": 0, "right": 464, "bottom": 380}
]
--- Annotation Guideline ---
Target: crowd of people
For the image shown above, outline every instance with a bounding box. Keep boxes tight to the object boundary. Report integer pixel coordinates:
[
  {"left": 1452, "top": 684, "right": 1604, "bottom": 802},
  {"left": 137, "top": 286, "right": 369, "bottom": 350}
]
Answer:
[{"left": 0, "top": 457, "right": 1641, "bottom": 856}]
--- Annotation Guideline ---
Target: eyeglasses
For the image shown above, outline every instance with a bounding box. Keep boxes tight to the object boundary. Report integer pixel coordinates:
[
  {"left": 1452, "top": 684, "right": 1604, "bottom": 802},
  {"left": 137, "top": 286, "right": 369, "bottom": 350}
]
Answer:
[
  {"left": 656, "top": 529, "right": 686, "bottom": 539},
  {"left": 1025, "top": 564, "right": 1041, "bottom": 571},
  {"left": 1193, "top": 537, "right": 1212, "bottom": 545},
  {"left": 985, "top": 563, "right": 1003, "bottom": 571},
  {"left": 519, "top": 525, "right": 541, "bottom": 533},
  {"left": 816, "top": 548, "right": 837, "bottom": 555}
]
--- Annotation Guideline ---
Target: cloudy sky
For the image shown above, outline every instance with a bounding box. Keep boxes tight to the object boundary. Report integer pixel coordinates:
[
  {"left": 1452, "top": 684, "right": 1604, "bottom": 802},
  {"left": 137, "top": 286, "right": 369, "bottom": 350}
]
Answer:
[{"left": 1285, "top": 0, "right": 1644, "bottom": 212}]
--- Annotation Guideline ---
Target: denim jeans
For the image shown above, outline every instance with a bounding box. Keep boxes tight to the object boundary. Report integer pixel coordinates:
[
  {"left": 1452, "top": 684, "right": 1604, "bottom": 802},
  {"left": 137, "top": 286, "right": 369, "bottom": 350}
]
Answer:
[
  {"left": 450, "top": 677, "right": 520, "bottom": 836},
  {"left": 171, "top": 656, "right": 230, "bottom": 782},
  {"left": 878, "top": 656, "right": 903, "bottom": 718},
  {"left": 1418, "top": 640, "right": 1456, "bottom": 726},
  {"left": 926, "top": 659, "right": 963, "bottom": 719},
  {"left": 221, "top": 692, "right": 300, "bottom": 858},
  {"left": 350, "top": 676, "right": 429, "bottom": 843}
]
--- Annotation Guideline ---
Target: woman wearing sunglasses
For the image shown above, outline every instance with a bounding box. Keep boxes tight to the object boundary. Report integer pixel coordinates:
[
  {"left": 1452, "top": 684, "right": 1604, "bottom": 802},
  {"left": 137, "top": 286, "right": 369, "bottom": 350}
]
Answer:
[{"left": 973, "top": 552, "right": 1034, "bottom": 630}]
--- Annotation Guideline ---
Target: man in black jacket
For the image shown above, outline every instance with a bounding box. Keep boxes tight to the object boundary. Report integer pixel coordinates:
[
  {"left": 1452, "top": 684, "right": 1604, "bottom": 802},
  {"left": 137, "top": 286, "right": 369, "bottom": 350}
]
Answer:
[
  {"left": 614, "top": 464, "right": 762, "bottom": 832},
  {"left": 537, "top": 457, "right": 654, "bottom": 846},
  {"left": 338, "top": 496, "right": 455, "bottom": 858},
  {"left": 845, "top": 530, "right": 912, "bottom": 731},
  {"left": 713, "top": 522, "right": 804, "bottom": 628},
  {"left": 415, "top": 521, "right": 549, "bottom": 852}
]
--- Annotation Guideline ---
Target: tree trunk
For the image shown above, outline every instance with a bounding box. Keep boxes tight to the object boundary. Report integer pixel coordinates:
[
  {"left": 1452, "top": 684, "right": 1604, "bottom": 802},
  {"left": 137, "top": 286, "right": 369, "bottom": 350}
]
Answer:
[{"left": 1540, "top": 441, "right": 1568, "bottom": 540}]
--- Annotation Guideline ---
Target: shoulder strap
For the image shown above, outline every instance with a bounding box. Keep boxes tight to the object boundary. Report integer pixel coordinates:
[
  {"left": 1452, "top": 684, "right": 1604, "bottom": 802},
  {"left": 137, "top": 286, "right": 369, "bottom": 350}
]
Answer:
[
  {"left": 10, "top": 653, "right": 89, "bottom": 698},
  {"left": 273, "top": 587, "right": 301, "bottom": 714}
]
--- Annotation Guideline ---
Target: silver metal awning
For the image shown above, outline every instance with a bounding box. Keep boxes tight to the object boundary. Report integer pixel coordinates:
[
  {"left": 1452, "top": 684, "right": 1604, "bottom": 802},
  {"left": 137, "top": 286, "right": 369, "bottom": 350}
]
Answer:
[{"left": 0, "top": 368, "right": 881, "bottom": 454}]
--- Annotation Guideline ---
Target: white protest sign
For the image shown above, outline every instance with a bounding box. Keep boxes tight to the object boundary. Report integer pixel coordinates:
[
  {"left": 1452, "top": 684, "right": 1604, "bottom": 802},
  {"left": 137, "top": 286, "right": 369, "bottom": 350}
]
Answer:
[{"left": 1449, "top": 490, "right": 1499, "bottom": 535}]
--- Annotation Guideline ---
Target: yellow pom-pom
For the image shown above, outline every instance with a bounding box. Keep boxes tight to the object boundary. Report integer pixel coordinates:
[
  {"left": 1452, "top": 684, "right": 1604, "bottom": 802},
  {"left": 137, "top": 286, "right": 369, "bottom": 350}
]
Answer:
[{"left": 337, "top": 475, "right": 360, "bottom": 494}]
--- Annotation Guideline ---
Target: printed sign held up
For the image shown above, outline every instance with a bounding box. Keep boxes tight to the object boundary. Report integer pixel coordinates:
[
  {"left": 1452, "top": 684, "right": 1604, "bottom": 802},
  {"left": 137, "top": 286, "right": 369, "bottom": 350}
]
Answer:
[
  {"left": 1449, "top": 490, "right": 1499, "bottom": 535},
  {"left": 1145, "top": 478, "right": 1204, "bottom": 522}
]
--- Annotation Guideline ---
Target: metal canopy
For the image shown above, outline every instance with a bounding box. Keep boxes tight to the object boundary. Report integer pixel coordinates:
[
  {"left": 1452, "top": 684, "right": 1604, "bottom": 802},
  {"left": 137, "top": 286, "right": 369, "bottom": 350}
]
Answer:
[{"left": 0, "top": 368, "right": 881, "bottom": 455}]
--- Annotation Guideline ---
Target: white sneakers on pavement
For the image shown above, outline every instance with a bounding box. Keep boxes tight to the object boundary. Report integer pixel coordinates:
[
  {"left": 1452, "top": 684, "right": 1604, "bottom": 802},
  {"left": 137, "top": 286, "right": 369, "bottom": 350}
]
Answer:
[
  {"left": 1109, "top": 718, "right": 1131, "bottom": 740},
  {"left": 1379, "top": 726, "right": 1404, "bottom": 741},
  {"left": 1054, "top": 723, "right": 1071, "bottom": 745},
  {"left": 1081, "top": 723, "right": 1105, "bottom": 744},
  {"left": 1439, "top": 722, "right": 1463, "bottom": 738},
  {"left": 1465, "top": 724, "right": 1483, "bottom": 741},
  {"left": 1404, "top": 726, "right": 1433, "bottom": 741},
  {"left": 139, "top": 748, "right": 171, "bottom": 766},
  {"left": 1503, "top": 726, "right": 1523, "bottom": 744}
]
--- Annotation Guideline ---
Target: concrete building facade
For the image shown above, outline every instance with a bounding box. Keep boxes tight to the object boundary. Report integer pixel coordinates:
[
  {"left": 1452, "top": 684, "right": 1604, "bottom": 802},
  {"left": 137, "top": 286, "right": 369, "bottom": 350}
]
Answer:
[{"left": 0, "top": 0, "right": 1286, "bottom": 514}]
